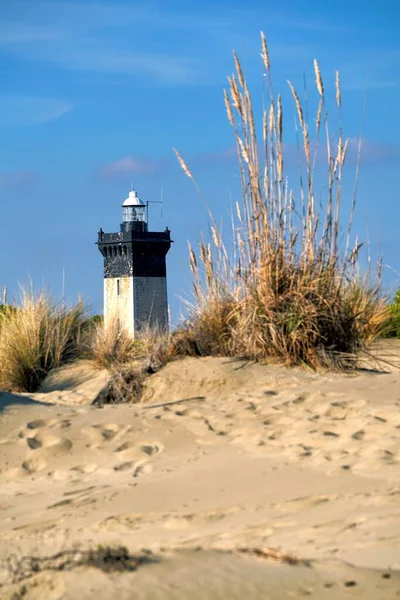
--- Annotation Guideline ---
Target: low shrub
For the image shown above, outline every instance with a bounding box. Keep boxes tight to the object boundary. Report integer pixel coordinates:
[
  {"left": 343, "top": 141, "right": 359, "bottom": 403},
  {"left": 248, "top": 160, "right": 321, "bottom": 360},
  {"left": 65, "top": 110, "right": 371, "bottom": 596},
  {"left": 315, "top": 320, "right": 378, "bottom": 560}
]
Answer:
[{"left": 382, "top": 289, "right": 400, "bottom": 338}]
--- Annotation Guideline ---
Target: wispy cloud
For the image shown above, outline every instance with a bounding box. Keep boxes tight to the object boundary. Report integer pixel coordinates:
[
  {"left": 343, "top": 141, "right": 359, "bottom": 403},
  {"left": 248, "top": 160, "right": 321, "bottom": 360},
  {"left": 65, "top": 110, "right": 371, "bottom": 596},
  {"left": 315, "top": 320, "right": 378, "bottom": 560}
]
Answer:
[
  {"left": 0, "top": 2, "right": 346, "bottom": 87},
  {"left": 1, "top": 1, "right": 398, "bottom": 91},
  {"left": 338, "top": 50, "right": 400, "bottom": 91},
  {"left": 29, "top": 45, "right": 200, "bottom": 84},
  {"left": 267, "top": 14, "right": 350, "bottom": 34},
  {"left": 348, "top": 137, "right": 400, "bottom": 164},
  {"left": 342, "top": 78, "right": 400, "bottom": 91},
  {"left": 182, "top": 137, "right": 399, "bottom": 174},
  {"left": 191, "top": 147, "right": 237, "bottom": 166},
  {"left": 99, "top": 156, "right": 158, "bottom": 179},
  {"left": 0, "top": 95, "right": 72, "bottom": 128},
  {"left": 0, "top": 24, "right": 58, "bottom": 43},
  {"left": 0, "top": 2, "right": 210, "bottom": 85},
  {"left": 0, "top": 169, "right": 39, "bottom": 190}
]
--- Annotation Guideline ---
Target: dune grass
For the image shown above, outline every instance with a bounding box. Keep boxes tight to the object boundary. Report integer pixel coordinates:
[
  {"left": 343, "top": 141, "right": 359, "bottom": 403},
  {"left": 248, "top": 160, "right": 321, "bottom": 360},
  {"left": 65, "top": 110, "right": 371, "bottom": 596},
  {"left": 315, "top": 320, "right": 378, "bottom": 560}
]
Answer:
[
  {"left": 89, "top": 318, "right": 171, "bottom": 370},
  {"left": 173, "top": 33, "right": 388, "bottom": 369},
  {"left": 89, "top": 316, "right": 139, "bottom": 369},
  {"left": 0, "top": 288, "right": 86, "bottom": 392}
]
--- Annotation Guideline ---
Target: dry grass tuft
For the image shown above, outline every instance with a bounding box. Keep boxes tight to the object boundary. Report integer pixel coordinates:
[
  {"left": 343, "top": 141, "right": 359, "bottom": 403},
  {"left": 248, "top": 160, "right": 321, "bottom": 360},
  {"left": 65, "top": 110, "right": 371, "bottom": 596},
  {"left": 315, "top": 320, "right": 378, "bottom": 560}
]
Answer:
[
  {"left": 92, "top": 362, "right": 144, "bottom": 405},
  {"left": 89, "top": 318, "right": 171, "bottom": 370},
  {"left": 0, "top": 288, "right": 86, "bottom": 392},
  {"left": 89, "top": 317, "right": 139, "bottom": 369},
  {"left": 174, "top": 33, "right": 388, "bottom": 369},
  {"left": 4, "top": 544, "right": 155, "bottom": 586},
  {"left": 236, "top": 546, "right": 311, "bottom": 567}
]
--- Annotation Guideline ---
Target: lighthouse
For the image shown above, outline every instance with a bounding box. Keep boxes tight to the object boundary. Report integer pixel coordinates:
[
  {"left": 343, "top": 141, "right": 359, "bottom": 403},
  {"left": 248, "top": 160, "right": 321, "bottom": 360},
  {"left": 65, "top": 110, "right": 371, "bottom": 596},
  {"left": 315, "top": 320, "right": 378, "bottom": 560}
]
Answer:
[{"left": 97, "top": 189, "right": 172, "bottom": 335}]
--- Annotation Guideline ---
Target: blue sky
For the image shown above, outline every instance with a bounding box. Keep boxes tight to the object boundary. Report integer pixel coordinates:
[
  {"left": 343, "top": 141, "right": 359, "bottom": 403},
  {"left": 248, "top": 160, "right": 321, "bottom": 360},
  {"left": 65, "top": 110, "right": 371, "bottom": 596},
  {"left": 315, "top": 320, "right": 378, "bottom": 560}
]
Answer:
[{"left": 1, "top": 0, "right": 399, "bottom": 321}]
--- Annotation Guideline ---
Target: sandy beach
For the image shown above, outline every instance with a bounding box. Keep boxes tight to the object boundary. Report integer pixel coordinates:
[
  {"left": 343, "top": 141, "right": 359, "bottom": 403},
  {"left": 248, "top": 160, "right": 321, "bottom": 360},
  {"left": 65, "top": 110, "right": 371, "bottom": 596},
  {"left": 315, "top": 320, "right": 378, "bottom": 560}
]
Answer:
[{"left": 1, "top": 349, "right": 399, "bottom": 598}]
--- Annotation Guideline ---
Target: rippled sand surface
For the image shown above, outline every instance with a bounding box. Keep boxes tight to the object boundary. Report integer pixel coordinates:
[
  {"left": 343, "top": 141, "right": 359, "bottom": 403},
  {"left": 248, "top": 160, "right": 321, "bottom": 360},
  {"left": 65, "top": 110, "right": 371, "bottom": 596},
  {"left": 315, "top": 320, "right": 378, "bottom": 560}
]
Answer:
[{"left": 1, "top": 348, "right": 399, "bottom": 598}]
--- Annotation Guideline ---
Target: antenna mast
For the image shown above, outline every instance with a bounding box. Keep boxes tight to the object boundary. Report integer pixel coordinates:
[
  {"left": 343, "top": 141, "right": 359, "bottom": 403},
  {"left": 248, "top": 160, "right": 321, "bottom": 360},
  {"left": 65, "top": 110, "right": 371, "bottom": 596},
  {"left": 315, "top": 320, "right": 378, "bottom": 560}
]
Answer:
[{"left": 146, "top": 188, "right": 164, "bottom": 223}]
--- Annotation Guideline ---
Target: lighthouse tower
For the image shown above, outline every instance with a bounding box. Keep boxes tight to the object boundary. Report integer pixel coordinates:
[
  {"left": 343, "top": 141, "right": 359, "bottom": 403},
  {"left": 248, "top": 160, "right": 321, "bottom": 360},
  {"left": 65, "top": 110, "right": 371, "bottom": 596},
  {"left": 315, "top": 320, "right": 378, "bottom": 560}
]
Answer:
[{"left": 97, "top": 189, "right": 172, "bottom": 335}]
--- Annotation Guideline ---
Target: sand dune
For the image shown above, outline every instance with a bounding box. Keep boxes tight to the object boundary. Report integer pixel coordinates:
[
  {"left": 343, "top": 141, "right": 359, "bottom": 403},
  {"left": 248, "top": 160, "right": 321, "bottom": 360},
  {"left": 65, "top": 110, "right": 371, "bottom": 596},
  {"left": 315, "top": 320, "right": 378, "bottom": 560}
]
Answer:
[{"left": 0, "top": 350, "right": 400, "bottom": 598}]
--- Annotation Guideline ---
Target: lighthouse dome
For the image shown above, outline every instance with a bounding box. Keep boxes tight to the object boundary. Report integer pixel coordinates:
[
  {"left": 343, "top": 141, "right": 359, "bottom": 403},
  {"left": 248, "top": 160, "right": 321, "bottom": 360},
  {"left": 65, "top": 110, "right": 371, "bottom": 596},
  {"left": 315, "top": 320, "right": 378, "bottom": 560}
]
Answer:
[{"left": 122, "top": 189, "right": 146, "bottom": 207}]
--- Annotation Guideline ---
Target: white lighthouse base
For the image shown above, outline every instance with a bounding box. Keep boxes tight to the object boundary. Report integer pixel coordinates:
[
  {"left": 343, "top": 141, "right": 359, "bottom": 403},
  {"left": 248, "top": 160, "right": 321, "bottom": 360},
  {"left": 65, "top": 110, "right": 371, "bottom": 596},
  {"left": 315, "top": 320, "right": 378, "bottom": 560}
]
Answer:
[{"left": 104, "top": 276, "right": 168, "bottom": 336}]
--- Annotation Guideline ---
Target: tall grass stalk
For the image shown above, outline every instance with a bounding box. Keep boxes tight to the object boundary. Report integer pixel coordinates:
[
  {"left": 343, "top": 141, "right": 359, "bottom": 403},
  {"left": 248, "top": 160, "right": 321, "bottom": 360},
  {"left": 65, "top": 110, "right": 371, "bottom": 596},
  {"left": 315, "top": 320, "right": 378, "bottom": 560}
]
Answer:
[
  {"left": 175, "top": 33, "right": 387, "bottom": 368},
  {"left": 0, "top": 288, "right": 86, "bottom": 392}
]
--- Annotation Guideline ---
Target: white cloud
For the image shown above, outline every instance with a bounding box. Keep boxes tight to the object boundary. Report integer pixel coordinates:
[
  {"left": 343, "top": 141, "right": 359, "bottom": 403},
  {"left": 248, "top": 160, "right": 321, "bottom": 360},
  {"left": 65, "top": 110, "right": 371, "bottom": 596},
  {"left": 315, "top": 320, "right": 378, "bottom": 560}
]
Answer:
[
  {"left": 0, "top": 96, "right": 72, "bottom": 128},
  {"left": 100, "top": 156, "right": 157, "bottom": 178}
]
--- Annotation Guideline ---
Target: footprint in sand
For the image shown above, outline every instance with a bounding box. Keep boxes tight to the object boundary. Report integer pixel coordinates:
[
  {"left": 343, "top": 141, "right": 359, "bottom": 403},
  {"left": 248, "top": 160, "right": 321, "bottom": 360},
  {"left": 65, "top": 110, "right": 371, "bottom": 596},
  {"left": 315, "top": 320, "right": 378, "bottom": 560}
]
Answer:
[
  {"left": 26, "top": 432, "right": 65, "bottom": 449},
  {"left": 83, "top": 423, "right": 128, "bottom": 447},
  {"left": 114, "top": 461, "right": 134, "bottom": 472},
  {"left": 26, "top": 419, "right": 55, "bottom": 430},
  {"left": 63, "top": 486, "right": 96, "bottom": 496},
  {"left": 115, "top": 441, "right": 163, "bottom": 457},
  {"left": 26, "top": 436, "right": 42, "bottom": 449},
  {"left": 132, "top": 461, "right": 153, "bottom": 478},
  {"left": 140, "top": 443, "right": 162, "bottom": 456},
  {"left": 21, "top": 457, "right": 47, "bottom": 474},
  {"left": 115, "top": 441, "right": 132, "bottom": 453},
  {"left": 26, "top": 435, "right": 73, "bottom": 457},
  {"left": 93, "top": 423, "right": 121, "bottom": 440},
  {"left": 71, "top": 463, "right": 98, "bottom": 474}
]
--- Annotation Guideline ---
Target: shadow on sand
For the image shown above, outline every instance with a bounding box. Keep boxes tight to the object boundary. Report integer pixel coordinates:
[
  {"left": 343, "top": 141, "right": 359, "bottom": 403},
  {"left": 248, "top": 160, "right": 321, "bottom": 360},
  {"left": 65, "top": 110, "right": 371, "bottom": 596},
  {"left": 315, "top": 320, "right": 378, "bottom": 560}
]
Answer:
[{"left": 0, "top": 391, "right": 48, "bottom": 413}]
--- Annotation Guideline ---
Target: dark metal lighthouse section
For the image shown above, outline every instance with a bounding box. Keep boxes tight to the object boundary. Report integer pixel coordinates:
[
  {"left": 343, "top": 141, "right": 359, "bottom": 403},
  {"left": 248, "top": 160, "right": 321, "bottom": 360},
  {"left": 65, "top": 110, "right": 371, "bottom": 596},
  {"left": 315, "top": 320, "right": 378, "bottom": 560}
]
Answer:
[{"left": 97, "top": 189, "right": 172, "bottom": 334}]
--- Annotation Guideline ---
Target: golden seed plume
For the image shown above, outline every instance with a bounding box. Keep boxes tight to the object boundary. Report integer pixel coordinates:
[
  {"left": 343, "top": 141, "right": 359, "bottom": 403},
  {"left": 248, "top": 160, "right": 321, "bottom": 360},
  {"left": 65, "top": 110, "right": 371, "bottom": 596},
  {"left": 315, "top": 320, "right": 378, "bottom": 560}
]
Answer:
[
  {"left": 211, "top": 226, "right": 220, "bottom": 249},
  {"left": 303, "top": 127, "right": 310, "bottom": 164},
  {"left": 269, "top": 103, "right": 275, "bottom": 131},
  {"left": 263, "top": 109, "right": 267, "bottom": 143},
  {"left": 229, "top": 76, "right": 242, "bottom": 114},
  {"left": 337, "top": 138, "right": 343, "bottom": 164},
  {"left": 233, "top": 51, "right": 245, "bottom": 88},
  {"left": 238, "top": 137, "right": 250, "bottom": 164},
  {"left": 313, "top": 59, "right": 324, "bottom": 96},
  {"left": 316, "top": 98, "right": 323, "bottom": 133},
  {"left": 224, "top": 89, "right": 234, "bottom": 126},
  {"left": 342, "top": 138, "right": 349, "bottom": 164},
  {"left": 188, "top": 242, "right": 197, "bottom": 274},
  {"left": 263, "top": 164, "right": 269, "bottom": 197},
  {"left": 240, "top": 91, "right": 248, "bottom": 123},
  {"left": 287, "top": 81, "right": 304, "bottom": 128},
  {"left": 260, "top": 32, "right": 270, "bottom": 71},
  {"left": 236, "top": 201, "right": 243, "bottom": 223},
  {"left": 335, "top": 70, "right": 341, "bottom": 108},
  {"left": 173, "top": 148, "right": 193, "bottom": 180},
  {"left": 199, "top": 243, "right": 206, "bottom": 265},
  {"left": 277, "top": 94, "right": 282, "bottom": 140},
  {"left": 245, "top": 87, "right": 256, "bottom": 139}
]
